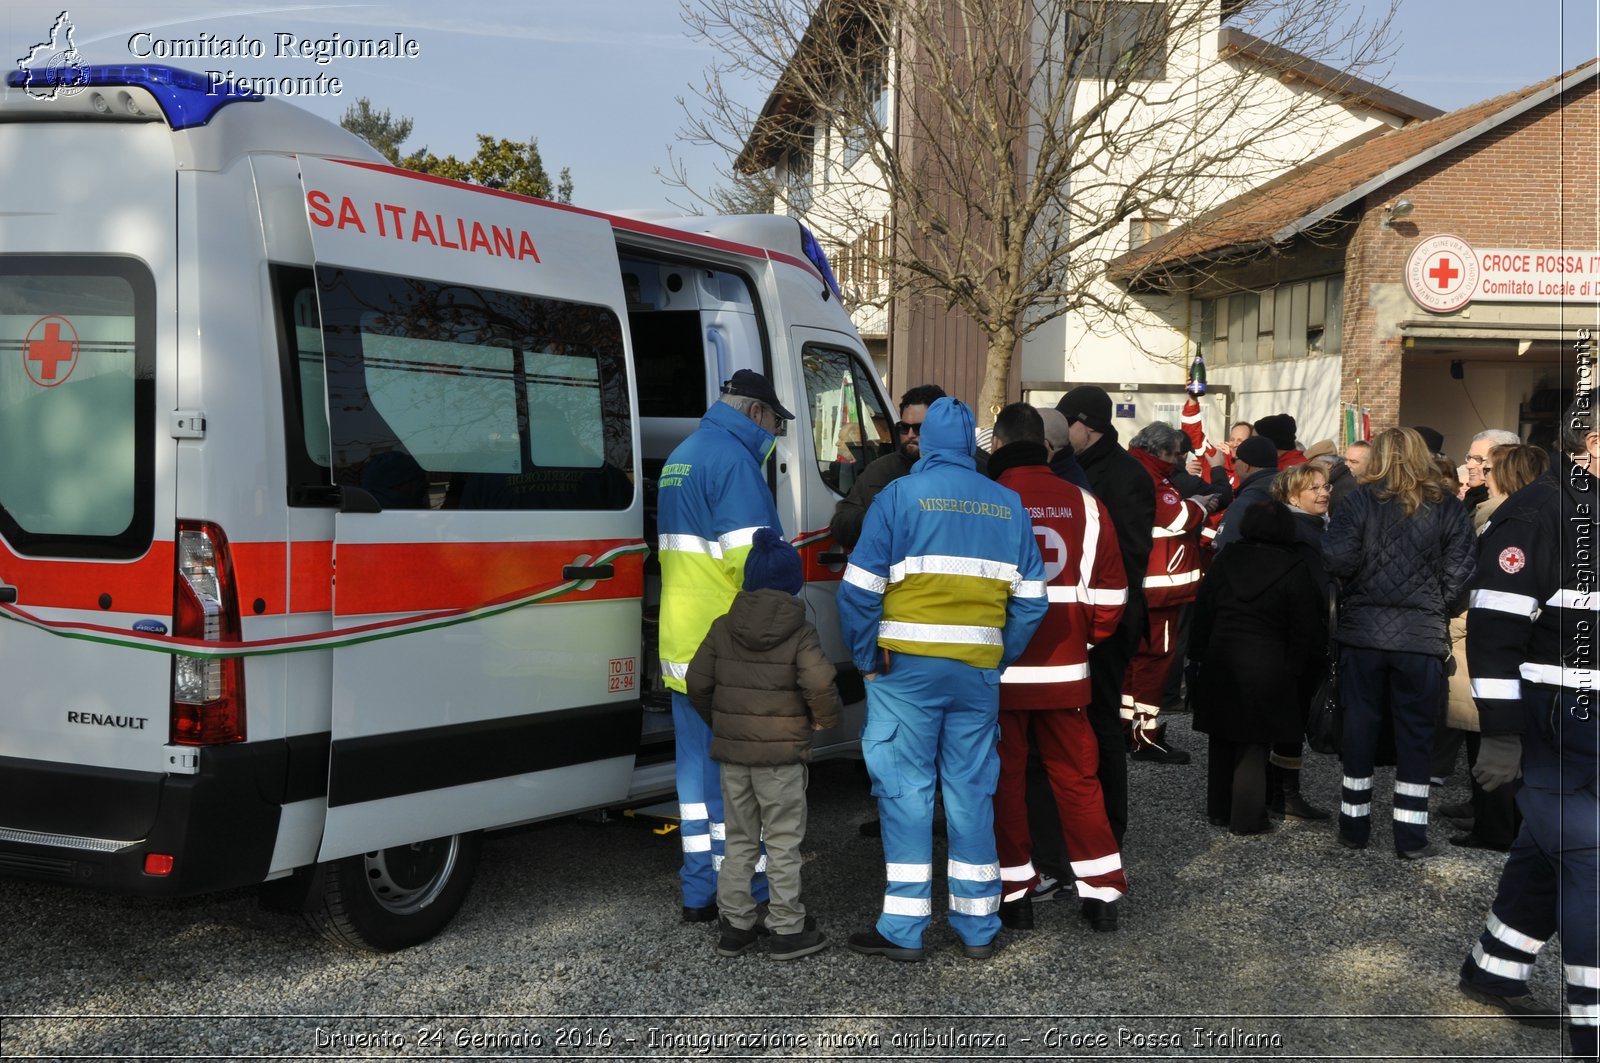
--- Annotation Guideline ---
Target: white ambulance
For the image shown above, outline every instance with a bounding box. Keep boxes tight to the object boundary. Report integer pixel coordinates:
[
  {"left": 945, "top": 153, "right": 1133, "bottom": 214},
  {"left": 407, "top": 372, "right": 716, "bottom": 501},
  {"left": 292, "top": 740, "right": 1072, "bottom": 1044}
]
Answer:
[{"left": 0, "top": 65, "right": 898, "bottom": 950}]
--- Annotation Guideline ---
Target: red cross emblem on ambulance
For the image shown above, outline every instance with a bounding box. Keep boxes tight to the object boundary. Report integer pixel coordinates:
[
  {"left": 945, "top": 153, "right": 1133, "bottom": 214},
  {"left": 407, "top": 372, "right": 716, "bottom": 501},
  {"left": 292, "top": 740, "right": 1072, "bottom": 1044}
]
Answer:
[{"left": 23, "top": 314, "right": 80, "bottom": 387}]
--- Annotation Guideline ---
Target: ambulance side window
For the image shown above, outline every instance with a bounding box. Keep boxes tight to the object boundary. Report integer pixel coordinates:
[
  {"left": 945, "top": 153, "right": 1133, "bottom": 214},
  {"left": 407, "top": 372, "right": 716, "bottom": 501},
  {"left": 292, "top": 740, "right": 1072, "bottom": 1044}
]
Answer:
[
  {"left": 802, "top": 345, "right": 894, "bottom": 497},
  {"left": 314, "top": 267, "right": 633, "bottom": 511},
  {"left": 0, "top": 256, "right": 155, "bottom": 558},
  {"left": 272, "top": 265, "right": 335, "bottom": 506}
]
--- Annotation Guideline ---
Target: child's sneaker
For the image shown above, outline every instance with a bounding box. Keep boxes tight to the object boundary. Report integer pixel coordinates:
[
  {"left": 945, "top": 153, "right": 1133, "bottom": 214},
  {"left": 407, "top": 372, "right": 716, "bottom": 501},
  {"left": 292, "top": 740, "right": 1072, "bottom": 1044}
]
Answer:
[
  {"left": 768, "top": 915, "right": 829, "bottom": 961},
  {"left": 715, "top": 916, "right": 765, "bottom": 957}
]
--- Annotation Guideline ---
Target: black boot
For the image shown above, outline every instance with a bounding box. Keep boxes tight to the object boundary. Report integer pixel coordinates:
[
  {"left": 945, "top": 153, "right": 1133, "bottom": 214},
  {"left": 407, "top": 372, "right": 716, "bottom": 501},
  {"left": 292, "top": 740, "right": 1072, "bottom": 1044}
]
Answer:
[
  {"left": 999, "top": 894, "right": 1034, "bottom": 930},
  {"left": 1278, "top": 766, "right": 1331, "bottom": 820}
]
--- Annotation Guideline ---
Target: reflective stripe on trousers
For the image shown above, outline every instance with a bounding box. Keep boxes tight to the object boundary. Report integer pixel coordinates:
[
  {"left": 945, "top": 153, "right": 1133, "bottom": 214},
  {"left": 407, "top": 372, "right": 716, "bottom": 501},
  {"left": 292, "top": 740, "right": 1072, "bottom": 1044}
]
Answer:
[{"left": 863, "top": 653, "right": 1003, "bottom": 949}]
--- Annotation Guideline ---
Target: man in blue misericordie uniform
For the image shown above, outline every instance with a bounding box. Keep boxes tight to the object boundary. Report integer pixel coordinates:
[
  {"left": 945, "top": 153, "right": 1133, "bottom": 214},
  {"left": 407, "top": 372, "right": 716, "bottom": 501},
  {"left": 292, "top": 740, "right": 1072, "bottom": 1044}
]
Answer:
[{"left": 838, "top": 397, "right": 1047, "bottom": 961}]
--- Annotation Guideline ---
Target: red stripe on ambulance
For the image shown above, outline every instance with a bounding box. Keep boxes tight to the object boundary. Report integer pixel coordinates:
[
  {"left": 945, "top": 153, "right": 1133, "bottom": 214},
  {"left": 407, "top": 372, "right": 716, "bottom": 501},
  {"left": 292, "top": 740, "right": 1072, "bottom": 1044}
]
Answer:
[{"left": 332, "top": 538, "right": 644, "bottom": 615}]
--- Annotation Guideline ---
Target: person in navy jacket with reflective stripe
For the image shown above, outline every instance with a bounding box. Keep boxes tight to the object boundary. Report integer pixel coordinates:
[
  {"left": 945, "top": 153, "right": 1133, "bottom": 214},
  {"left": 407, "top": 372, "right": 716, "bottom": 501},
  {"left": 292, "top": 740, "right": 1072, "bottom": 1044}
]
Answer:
[
  {"left": 837, "top": 397, "right": 1047, "bottom": 962},
  {"left": 1457, "top": 389, "right": 1600, "bottom": 1056}
]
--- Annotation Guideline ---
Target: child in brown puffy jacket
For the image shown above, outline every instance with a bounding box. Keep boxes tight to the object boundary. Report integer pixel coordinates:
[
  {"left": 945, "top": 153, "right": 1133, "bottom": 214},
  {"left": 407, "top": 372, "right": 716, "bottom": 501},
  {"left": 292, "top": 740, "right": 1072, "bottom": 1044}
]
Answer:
[{"left": 686, "top": 526, "right": 841, "bottom": 960}]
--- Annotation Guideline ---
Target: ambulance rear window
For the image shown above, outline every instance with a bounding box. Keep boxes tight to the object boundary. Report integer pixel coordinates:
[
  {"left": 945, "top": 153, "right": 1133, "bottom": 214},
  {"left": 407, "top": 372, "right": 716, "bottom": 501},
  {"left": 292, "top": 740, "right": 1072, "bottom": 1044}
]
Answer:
[{"left": 0, "top": 257, "right": 154, "bottom": 558}]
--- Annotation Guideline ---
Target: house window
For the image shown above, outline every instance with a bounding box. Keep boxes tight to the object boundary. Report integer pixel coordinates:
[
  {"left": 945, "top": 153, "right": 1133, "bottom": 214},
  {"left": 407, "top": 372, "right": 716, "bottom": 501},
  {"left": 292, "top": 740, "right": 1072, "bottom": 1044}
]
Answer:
[
  {"left": 1226, "top": 291, "right": 1259, "bottom": 365},
  {"left": 1203, "top": 275, "right": 1344, "bottom": 368},
  {"left": 1126, "top": 216, "right": 1169, "bottom": 251},
  {"left": 842, "top": 61, "right": 886, "bottom": 170},
  {"left": 1068, "top": 2, "right": 1169, "bottom": 81},
  {"left": 1201, "top": 297, "right": 1223, "bottom": 366},
  {"left": 784, "top": 138, "right": 813, "bottom": 216}
]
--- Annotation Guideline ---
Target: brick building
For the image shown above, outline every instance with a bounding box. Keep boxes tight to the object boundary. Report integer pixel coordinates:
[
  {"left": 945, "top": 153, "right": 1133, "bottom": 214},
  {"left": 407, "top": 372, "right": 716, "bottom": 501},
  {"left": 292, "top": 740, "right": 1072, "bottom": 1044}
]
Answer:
[{"left": 1114, "top": 60, "right": 1599, "bottom": 452}]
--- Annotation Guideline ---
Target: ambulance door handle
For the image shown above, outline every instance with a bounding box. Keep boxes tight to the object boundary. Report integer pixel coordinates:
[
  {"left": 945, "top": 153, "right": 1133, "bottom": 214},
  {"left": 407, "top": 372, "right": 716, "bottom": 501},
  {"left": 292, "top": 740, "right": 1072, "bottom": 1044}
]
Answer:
[
  {"left": 0, "top": 584, "right": 15, "bottom": 604},
  {"left": 818, "top": 551, "right": 848, "bottom": 564},
  {"left": 562, "top": 564, "right": 615, "bottom": 581}
]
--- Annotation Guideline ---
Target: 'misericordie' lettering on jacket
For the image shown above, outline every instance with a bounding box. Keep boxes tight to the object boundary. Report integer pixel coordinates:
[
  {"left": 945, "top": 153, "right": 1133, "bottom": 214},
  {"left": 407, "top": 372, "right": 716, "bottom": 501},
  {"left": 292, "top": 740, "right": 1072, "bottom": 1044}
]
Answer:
[
  {"left": 66, "top": 712, "right": 149, "bottom": 730},
  {"left": 658, "top": 462, "right": 693, "bottom": 489},
  {"left": 916, "top": 497, "right": 1012, "bottom": 518}
]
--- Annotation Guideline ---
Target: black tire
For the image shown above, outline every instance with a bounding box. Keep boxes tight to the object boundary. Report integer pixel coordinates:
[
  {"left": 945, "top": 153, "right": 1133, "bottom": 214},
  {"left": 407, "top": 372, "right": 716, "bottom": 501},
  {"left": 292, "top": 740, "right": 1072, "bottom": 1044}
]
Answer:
[{"left": 304, "top": 832, "right": 480, "bottom": 952}]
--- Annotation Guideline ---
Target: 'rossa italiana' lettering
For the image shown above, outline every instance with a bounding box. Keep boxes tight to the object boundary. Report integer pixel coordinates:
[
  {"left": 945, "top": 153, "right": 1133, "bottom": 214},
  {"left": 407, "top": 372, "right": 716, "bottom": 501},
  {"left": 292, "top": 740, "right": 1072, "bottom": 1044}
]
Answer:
[{"left": 305, "top": 190, "right": 541, "bottom": 262}]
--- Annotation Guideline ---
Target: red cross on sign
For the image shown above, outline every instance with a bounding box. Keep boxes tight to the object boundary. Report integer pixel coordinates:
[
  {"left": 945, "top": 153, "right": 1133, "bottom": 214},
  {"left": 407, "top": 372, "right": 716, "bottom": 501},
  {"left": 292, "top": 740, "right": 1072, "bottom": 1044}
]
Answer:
[
  {"left": 1405, "top": 235, "right": 1479, "bottom": 313},
  {"left": 1428, "top": 255, "right": 1460, "bottom": 290},
  {"left": 23, "top": 315, "right": 79, "bottom": 387}
]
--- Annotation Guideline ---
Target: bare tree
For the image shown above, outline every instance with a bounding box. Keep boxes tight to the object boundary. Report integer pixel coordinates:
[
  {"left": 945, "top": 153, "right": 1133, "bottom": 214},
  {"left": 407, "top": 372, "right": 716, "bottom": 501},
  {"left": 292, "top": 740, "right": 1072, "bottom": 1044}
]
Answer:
[{"left": 675, "top": 0, "right": 1400, "bottom": 418}]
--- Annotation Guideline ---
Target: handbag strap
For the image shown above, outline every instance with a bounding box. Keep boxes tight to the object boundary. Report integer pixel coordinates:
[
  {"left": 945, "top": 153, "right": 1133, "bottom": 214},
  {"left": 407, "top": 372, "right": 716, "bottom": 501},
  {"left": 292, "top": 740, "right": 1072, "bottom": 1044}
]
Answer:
[{"left": 1325, "top": 587, "right": 1339, "bottom": 660}]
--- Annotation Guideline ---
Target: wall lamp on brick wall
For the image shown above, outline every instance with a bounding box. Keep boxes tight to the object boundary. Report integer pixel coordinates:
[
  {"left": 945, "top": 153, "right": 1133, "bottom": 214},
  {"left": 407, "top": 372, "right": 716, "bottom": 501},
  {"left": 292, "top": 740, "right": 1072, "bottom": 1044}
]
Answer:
[{"left": 1380, "top": 198, "right": 1416, "bottom": 229}]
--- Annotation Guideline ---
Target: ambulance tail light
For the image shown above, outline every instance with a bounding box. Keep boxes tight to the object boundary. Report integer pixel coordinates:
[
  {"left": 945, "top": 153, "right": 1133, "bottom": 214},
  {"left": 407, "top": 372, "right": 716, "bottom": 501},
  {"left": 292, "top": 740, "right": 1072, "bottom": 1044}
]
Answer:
[{"left": 170, "top": 521, "right": 246, "bottom": 745}]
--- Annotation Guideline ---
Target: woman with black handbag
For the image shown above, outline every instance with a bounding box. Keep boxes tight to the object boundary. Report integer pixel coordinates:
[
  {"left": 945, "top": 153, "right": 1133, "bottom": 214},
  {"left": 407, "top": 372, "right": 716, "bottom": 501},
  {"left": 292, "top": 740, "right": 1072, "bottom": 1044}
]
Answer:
[
  {"left": 1322, "top": 427, "right": 1476, "bottom": 859},
  {"left": 1266, "top": 463, "right": 1337, "bottom": 818},
  {"left": 1191, "top": 500, "right": 1328, "bottom": 834}
]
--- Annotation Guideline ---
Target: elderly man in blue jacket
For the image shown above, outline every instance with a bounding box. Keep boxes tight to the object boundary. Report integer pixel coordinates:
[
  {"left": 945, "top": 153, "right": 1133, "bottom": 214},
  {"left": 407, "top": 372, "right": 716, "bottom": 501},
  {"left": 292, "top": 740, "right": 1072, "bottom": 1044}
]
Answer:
[{"left": 838, "top": 397, "right": 1048, "bottom": 961}]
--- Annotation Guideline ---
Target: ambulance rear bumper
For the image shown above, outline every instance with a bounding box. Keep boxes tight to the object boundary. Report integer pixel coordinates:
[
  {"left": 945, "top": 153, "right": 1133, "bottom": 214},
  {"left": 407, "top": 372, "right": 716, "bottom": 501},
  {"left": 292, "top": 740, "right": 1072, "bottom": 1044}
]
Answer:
[{"left": 0, "top": 742, "right": 315, "bottom": 896}]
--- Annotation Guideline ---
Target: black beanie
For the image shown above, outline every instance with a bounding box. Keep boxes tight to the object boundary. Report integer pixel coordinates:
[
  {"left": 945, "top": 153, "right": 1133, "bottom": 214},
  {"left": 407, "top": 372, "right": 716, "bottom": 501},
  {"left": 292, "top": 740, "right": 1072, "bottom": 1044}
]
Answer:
[
  {"left": 1412, "top": 425, "right": 1445, "bottom": 455},
  {"left": 1057, "top": 386, "right": 1113, "bottom": 434},
  {"left": 1253, "top": 413, "right": 1297, "bottom": 452},
  {"left": 1235, "top": 435, "right": 1278, "bottom": 471}
]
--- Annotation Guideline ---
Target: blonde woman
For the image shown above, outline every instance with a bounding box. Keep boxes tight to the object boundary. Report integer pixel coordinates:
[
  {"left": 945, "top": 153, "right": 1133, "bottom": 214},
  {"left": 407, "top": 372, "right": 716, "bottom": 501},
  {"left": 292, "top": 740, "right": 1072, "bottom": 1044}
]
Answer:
[
  {"left": 1322, "top": 427, "right": 1476, "bottom": 858},
  {"left": 1263, "top": 463, "right": 1335, "bottom": 820}
]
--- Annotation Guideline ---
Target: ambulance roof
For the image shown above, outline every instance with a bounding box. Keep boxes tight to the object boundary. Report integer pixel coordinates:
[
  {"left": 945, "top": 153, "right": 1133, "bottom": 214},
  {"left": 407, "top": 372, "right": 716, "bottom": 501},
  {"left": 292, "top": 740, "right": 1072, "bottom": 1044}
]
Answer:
[{"left": 0, "top": 64, "right": 383, "bottom": 171}]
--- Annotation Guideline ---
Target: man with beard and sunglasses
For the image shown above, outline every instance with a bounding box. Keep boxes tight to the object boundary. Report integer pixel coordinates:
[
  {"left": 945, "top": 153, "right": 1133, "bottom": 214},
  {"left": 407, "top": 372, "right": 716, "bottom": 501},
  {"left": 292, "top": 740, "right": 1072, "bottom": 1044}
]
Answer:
[{"left": 831, "top": 384, "right": 949, "bottom": 551}]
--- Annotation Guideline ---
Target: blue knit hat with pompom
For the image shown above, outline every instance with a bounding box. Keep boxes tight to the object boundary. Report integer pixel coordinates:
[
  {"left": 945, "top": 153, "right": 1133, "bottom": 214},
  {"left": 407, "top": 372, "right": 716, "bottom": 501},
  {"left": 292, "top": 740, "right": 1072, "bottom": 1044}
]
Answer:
[{"left": 743, "top": 527, "right": 803, "bottom": 595}]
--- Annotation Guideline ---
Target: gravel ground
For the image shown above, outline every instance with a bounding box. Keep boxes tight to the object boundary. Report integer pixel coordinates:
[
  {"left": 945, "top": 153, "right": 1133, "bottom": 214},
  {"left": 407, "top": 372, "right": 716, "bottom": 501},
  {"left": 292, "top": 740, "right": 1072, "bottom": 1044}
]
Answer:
[{"left": 0, "top": 714, "right": 1573, "bottom": 1061}]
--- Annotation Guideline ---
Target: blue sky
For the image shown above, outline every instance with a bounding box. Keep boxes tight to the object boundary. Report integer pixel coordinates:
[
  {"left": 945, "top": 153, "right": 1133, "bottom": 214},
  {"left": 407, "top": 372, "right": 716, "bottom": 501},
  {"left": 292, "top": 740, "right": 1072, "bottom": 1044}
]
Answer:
[{"left": 4, "top": 1, "right": 1597, "bottom": 212}]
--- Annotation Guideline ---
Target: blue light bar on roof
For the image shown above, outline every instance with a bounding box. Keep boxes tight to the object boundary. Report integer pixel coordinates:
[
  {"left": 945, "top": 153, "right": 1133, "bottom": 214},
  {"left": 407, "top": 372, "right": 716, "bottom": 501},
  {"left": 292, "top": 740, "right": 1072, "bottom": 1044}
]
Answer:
[
  {"left": 799, "top": 224, "right": 843, "bottom": 303},
  {"left": 4, "top": 65, "right": 260, "bottom": 130}
]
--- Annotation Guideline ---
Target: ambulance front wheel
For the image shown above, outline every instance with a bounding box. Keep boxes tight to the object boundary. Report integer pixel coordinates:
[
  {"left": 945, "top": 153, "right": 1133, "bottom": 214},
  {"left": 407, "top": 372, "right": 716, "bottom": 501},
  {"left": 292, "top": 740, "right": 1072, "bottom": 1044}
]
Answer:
[{"left": 307, "top": 832, "right": 482, "bottom": 952}]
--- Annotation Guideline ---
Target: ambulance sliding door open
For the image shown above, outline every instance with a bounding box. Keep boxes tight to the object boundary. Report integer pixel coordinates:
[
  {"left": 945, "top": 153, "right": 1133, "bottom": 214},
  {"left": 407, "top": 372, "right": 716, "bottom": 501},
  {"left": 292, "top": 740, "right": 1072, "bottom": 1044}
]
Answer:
[{"left": 297, "top": 157, "right": 646, "bottom": 860}]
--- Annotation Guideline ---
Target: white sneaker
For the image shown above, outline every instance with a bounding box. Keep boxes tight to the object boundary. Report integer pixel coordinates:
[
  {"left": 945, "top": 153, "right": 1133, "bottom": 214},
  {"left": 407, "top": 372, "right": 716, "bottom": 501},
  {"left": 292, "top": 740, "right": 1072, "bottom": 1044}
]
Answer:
[{"left": 1031, "top": 875, "right": 1065, "bottom": 901}]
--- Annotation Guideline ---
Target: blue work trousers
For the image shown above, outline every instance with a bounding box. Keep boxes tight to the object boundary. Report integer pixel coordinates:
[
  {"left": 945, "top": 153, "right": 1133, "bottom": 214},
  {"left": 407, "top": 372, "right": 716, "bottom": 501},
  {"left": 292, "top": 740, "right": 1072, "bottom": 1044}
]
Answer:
[
  {"left": 861, "top": 653, "right": 1002, "bottom": 949},
  {"left": 1338, "top": 647, "right": 1442, "bottom": 852},
  {"left": 1462, "top": 683, "right": 1597, "bottom": 1055}
]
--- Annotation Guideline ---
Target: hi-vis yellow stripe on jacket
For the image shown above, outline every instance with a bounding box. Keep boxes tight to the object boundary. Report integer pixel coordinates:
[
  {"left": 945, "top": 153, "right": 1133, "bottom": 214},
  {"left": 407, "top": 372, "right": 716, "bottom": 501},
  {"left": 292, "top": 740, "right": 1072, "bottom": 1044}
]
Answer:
[
  {"left": 838, "top": 398, "right": 1047, "bottom": 672},
  {"left": 657, "top": 401, "right": 781, "bottom": 692}
]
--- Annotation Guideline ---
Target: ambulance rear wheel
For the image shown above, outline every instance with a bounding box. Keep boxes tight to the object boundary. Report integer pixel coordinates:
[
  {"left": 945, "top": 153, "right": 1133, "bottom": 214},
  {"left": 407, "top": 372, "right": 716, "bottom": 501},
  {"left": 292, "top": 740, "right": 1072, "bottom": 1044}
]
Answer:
[{"left": 307, "top": 832, "right": 481, "bottom": 952}]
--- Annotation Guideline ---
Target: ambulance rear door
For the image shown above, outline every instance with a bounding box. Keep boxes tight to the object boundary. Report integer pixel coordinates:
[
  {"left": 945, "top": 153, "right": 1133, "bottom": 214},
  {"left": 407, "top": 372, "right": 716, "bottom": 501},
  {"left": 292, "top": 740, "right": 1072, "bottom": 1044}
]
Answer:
[{"left": 296, "top": 157, "right": 644, "bottom": 860}]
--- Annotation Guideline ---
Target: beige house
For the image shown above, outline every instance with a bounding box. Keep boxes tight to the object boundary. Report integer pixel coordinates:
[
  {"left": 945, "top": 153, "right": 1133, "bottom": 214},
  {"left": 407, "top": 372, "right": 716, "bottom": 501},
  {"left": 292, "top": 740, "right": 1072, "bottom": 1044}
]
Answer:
[{"left": 737, "top": 0, "right": 1437, "bottom": 426}]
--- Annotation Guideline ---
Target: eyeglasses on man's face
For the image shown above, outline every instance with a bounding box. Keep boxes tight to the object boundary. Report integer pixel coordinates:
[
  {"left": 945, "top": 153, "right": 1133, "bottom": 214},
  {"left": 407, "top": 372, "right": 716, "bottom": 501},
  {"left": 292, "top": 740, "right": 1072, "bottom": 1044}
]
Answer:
[
  {"left": 897, "top": 421, "right": 922, "bottom": 436},
  {"left": 1465, "top": 453, "right": 1489, "bottom": 465}
]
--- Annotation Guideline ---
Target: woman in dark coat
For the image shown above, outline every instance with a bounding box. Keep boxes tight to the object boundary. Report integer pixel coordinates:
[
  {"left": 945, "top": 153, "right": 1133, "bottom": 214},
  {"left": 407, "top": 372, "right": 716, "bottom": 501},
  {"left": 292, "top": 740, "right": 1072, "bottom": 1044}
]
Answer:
[
  {"left": 1262, "top": 463, "right": 1336, "bottom": 820},
  {"left": 1192, "top": 500, "right": 1327, "bottom": 834},
  {"left": 1322, "top": 427, "right": 1475, "bottom": 858}
]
